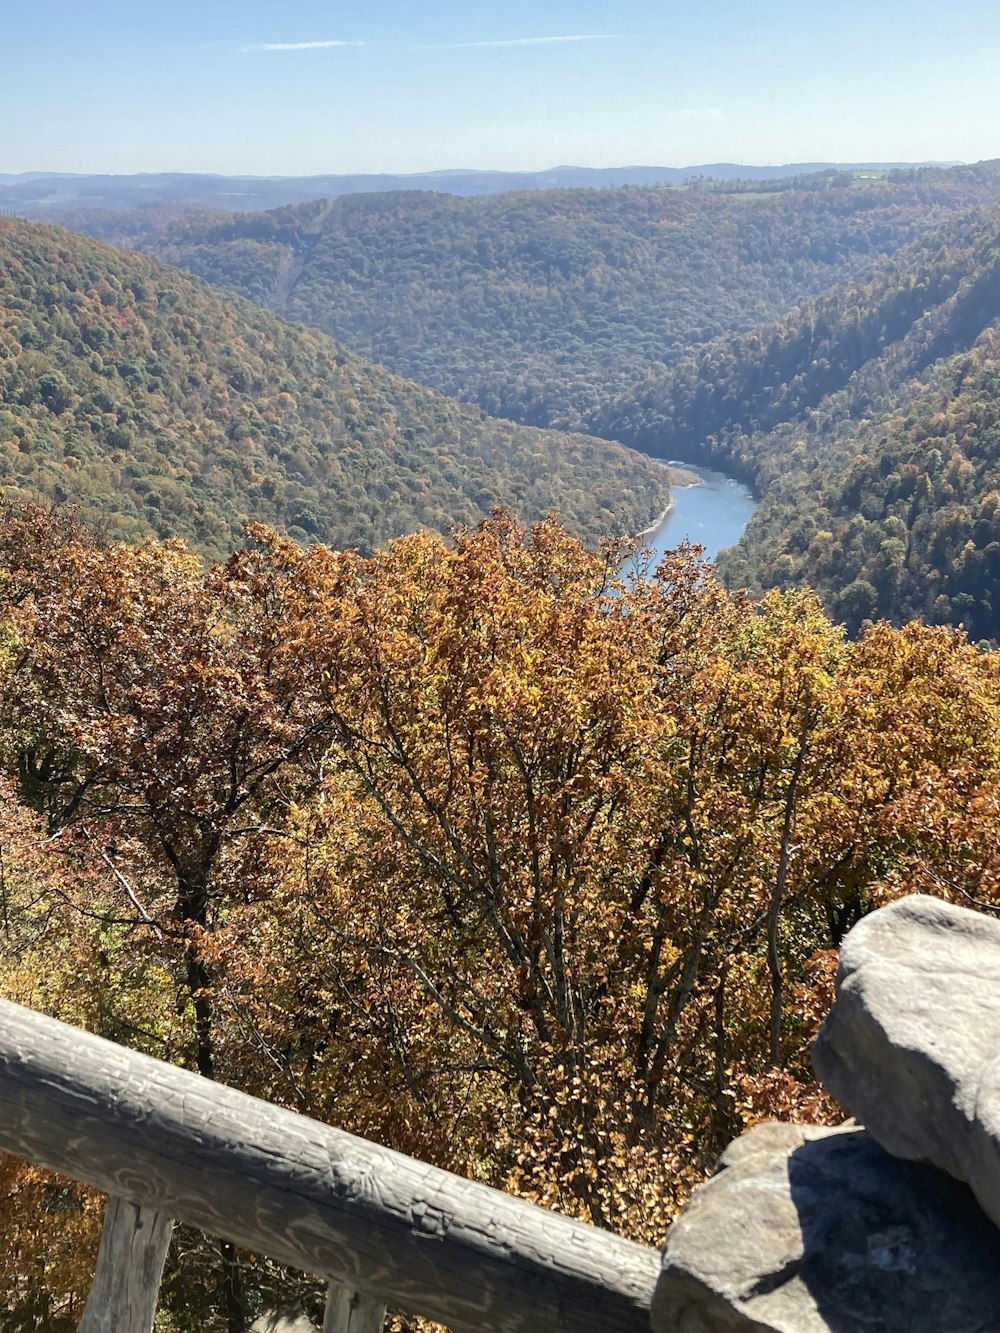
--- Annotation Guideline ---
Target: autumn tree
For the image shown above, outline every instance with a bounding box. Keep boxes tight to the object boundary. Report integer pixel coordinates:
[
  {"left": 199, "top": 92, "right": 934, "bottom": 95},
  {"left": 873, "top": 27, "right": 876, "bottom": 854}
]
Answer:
[
  {"left": 219, "top": 514, "right": 1000, "bottom": 1243},
  {"left": 0, "top": 508, "right": 338, "bottom": 1328}
]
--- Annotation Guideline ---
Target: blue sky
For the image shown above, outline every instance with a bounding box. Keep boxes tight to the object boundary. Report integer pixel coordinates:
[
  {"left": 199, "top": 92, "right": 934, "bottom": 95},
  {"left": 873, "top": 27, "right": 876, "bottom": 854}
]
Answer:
[{"left": 4, "top": 0, "right": 999, "bottom": 175}]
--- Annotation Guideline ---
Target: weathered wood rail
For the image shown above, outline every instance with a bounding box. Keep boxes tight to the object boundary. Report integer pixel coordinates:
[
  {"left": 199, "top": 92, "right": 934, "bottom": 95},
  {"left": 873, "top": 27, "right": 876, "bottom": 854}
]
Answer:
[{"left": 0, "top": 996, "right": 661, "bottom": 1331}]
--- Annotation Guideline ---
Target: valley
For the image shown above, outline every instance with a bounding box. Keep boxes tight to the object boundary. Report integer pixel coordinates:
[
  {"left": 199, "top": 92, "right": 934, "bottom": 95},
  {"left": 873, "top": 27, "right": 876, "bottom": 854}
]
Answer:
[
  {"left": 5, "top": 150, "right": 1000, "bottom": 1329},
  {"left": 599, "top": 200, "right": 1000, "bottom": 635},
  {"left": 44, "top": 159, "right": 1000, "bottom": 639}
]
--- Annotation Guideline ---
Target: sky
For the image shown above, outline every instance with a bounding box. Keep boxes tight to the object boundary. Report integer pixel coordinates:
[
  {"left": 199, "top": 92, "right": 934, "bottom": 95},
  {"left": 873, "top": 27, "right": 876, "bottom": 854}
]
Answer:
[{"left": 4, "top": 0, "right": 1000, "bottom": 176}]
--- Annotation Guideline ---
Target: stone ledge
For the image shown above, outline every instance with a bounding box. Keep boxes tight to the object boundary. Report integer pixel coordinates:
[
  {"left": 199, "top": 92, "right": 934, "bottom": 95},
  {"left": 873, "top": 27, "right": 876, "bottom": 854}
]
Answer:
[
  {"left": 813, "top": 892, "right": 1000, "bottom": 1229},
  {"left": 653, "top": 1121, "right": 1000, "bottom": 1332}
]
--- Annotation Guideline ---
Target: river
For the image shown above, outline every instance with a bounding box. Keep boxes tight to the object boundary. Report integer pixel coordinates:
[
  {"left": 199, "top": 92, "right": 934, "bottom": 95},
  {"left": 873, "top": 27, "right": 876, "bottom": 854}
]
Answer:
[{"left": 634, "top": 462, "right": 758, "bottom": 568}]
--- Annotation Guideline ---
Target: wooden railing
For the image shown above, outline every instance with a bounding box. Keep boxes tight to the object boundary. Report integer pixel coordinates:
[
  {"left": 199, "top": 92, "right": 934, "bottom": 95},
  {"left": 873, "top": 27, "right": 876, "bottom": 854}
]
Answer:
[{"left": 0, "top": 996, "right": 661, "bottom": 1332}]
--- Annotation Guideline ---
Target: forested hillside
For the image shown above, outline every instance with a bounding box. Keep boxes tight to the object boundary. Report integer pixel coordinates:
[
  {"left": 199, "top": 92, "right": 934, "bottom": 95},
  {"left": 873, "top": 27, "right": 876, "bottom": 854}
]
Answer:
[
  {"left": 57, "top": 165, "right": 1000, "bottom": 430},
  {"left": 0, "top": 219, "right": 670, "bottom": 558},
  {"left": 597, "top": 204, "right": 1000, "bottom": 638}
]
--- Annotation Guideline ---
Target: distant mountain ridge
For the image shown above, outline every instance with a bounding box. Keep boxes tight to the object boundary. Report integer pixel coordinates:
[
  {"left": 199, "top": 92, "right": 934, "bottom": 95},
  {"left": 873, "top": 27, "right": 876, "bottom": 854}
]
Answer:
[{"left": 0, "top": 161, "right": 962, "bottom": 212}]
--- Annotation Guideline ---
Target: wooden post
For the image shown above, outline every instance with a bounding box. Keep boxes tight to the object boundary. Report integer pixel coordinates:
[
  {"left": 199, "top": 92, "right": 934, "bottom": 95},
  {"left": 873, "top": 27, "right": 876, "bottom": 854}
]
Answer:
[
  {"left": 323, "top": 1282, "right": 386, "bottom": 1333},
  {"left": 0, "top": 996, "right": 659, "bottom": 1333},
  {"left": 78, "top": 1196, "right": 173, "bottom": 1332}
]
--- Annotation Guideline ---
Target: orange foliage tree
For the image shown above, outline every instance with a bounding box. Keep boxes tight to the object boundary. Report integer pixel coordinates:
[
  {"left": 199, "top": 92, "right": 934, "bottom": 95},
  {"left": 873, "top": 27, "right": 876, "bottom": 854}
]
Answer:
[
  {"left": 0, "top": 508, "right": 337, "bottom": 1328},
  {"left": 1, "top": 507, "right": 1000, "bottom": 1321},
  {"left": 215, "top": 515, "right": 1000, "bottom": 1244}
]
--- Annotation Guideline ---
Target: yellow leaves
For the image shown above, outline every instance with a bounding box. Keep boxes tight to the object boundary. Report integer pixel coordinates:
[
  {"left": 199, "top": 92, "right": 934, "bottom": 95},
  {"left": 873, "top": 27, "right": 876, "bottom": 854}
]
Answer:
[{"left": 235, "top": 510, "right": 1000, "bottom": 1238}]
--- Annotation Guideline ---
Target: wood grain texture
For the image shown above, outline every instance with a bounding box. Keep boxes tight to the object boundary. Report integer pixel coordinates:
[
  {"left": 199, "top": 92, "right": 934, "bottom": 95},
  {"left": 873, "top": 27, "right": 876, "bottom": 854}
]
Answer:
[
  {"left": 323, "top": 1282, "right": 386, "bottom": 1333},
  {"left": 78, "top": 1196, "right": 173, "bottom": 1332},
  {"left": 0, "top": 997, "right": 659, "bottom": 1333}
]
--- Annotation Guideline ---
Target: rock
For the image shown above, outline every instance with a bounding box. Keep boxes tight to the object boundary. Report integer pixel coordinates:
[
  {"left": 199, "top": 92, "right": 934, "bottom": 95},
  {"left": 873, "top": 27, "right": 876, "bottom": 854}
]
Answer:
[
  {"left": 249, "top": 1315, "right": 317, "bottom": 1333},
  {"left": 813, "top": 892, "right": 1000, "bottom": 1229},
  {"left": 651, "top": 1121, "right": 1000, "bottom": 1332}
]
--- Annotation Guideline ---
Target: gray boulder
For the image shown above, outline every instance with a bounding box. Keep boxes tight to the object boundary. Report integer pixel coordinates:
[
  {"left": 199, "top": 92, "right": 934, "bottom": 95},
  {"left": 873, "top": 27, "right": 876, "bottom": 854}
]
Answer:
[
  {"left": 250, "top": 1316, "right": 317, "bottom": 1333},
  {"left": 813, "top": 892, "right": 1000, "bottom": 1228},
  {"left": 652, "top": 1121, "right": 1000, "bottom": 1332}
]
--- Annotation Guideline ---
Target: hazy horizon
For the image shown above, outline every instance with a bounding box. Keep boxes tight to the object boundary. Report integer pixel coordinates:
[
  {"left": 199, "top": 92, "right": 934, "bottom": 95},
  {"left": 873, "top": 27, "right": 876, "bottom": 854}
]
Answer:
[{"left": 0, "top": 158, "right": 968, "bottom": 182}]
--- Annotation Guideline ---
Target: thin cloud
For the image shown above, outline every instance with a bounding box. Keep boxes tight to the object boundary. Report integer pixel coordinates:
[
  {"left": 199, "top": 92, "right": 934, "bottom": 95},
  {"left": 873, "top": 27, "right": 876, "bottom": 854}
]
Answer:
[
  {"left": 420, "top": 35, "right": 624, "bottom": 50},
  {"left": 241, "top": 39, "right": 367, "bottom": 53},
  {"left": 240, "top": 34, "right": 622, "bottom": 55}
]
